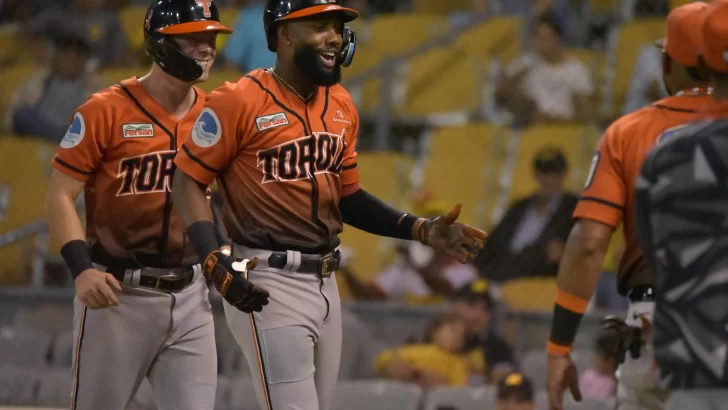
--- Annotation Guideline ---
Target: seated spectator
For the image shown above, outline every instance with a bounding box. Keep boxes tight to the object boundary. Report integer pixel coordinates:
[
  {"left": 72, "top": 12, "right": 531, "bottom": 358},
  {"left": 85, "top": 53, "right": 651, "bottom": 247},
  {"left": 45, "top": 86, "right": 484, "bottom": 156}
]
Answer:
[
  {"left": 6, "top": 31, "right": 106, "bottom": 142},
  {"left": 23, "top": 0, "right": 132, "bottom": 69},
  {"left": 622, "top": 44, "right": 668, "bottom": 115},
  {"left": 496, "top": 372, "right": 535, "bottom": 410},
  {"left": 451, "top": 279, "right": 516, "bottom": 385},
  {"left": 448, "top": 0, "right": 492, "bottom": 29},
  {"left": 579, "top": 333, "right": 619, "bottom": 402},
  {"left": 221, "top": 0, "right": 276, "bottom": 72},
  {"left": 476, "top": 147, "right": 578, "bottom": 281},
  {"left": 495, "top": 11, "right": 593, "bottom": 124},
  {"left": 375, "top": 312, "right": 470, "bottom": 388}
]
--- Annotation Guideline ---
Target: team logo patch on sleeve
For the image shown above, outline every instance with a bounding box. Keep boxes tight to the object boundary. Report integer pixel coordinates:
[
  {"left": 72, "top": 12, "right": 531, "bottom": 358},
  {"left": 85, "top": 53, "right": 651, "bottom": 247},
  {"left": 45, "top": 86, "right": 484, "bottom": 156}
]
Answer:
[
  {"left": 192, "top": 108, "right": 221, "bottom": 147},
  {"left": 256, "top": 112, "right": 289, "bottom": 132},
  {"left": 60, "top": 112, "right": 85, "bottom": 149},
  {"left": 122, "top": 123, "right": 155, "bottom": 138}
]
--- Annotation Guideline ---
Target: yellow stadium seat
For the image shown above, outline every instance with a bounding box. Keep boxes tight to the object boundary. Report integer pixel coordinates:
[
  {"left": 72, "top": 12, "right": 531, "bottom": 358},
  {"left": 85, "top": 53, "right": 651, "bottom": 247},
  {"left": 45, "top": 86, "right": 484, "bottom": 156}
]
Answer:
[
  {"left": 589, "top": 0, "right": 620, "bottom": 13},
  {"left": 413, "top": 0, "right": 472, "bottom": 13},
  {"left": 119, "top": 6, "right": 237, "bottom": 51},
  {"left": 337, "top": 152, "right": 415, "bottom": 297},
  {"left": 455, "top": 17, "right": 522, "bottom": 64},
  {"left": 611, "top": 19, "right": 665, "bottom": 119},
  {"left": 0, "top": 137, "right": 57, "bottom": 285},
  {"left": 344, "top": 13, "right": 447, "bottom": 113},
  {"left": 421, "top": 123, "right": 509, "bottom": 228},
  {"left": 499, "top": 277, "right": 558, "bottom": 312},
  {"left": 397, "top": 46, "right": 481, "bottom": 115},
  {"left": 119, "top": 6, "right": 147, "bottom": 51},
  {"left": 508, "top": 124, "right": 598, "bottom": 201}
]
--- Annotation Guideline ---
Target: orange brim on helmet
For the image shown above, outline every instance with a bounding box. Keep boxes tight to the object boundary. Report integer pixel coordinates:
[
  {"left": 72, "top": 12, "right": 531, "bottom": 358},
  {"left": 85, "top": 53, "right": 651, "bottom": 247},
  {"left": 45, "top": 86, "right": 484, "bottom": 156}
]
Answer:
[
  {"left": 279, "top": 4, "right": 359, "bottom": 22},
  {"left": 157, "top": 21, "right": 233, "bottom": 35}
]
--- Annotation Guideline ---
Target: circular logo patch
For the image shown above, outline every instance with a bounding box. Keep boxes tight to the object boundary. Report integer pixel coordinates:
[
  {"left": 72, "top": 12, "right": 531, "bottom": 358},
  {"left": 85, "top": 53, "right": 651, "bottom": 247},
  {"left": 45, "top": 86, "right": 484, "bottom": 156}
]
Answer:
[
  {"left": 60, "top": 112, "right": 85, "bottom": 149},
  {"left": 192, "top": 108, "right": 221, "bottom": 148}
]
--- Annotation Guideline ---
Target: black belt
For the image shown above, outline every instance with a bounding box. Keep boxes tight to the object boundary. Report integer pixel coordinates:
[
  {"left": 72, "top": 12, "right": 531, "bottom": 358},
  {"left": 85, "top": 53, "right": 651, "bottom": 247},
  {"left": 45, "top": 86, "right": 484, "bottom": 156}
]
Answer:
[
  {"left": 106, "top": 267, "right": 195, "bottom": 292},
  {"left": 627, "top": 285, "right": 655, "bottom": 303},
  {"left": 267, "top": 250, "right": 341, "bottom": 277}
]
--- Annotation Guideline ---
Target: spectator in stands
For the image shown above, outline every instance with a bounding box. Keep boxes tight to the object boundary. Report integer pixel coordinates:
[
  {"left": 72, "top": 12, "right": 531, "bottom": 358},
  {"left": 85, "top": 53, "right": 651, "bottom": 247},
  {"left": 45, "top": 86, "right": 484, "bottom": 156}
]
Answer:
[
  {"left": 339, "top": 198, "right": 479, "bottom": 305},
  {"left": 375, "top": 312, "right": 470, "bottom": 388},
  {"left": 495, "top": 11, "right": 593, "bottom": 124},
  {"left": 451, "top": 279, "right": 516, "bottom": 385},
  {"left": 476, "top": 147, "right": 578, "bottom": 282},
  {"left": 622, "top": 44, "right": 669, "bottom": 115},
  {"left": 5, "top": 31, "right": 106, "bottom": 142},
  {"left": 23, "top": 0, "right": 132, "bottom": 69},
  {"left": 495, "top": 372, "right": 536, "bottom": 410},
  {"left": 221, "top": 0, "right": 276, "bottom": 72},
  {"left": 579, "top": 333, "right": 619, "bottom": 402}
]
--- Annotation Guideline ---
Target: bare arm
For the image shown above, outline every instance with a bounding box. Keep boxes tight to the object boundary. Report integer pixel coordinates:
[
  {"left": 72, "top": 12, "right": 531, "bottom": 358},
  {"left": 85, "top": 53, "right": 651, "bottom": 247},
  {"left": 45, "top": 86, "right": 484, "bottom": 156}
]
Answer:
[
  {"left": 46, "top": 169, "right": 121, "bottom": 308},
  {"left": 556, "top": 218, "right": 614, "bottom": 302}
]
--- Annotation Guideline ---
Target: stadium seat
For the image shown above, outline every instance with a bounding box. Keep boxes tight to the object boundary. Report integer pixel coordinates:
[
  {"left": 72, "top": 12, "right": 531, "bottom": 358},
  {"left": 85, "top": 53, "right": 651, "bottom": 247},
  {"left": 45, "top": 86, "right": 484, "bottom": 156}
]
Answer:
[
  {"left": 344, "top": 13, "right": 447, "bottom": 112},
  {"left": 397, "top": 46, "right": 481, "bottom": 116},
  {"left": 119, "top": 6, "right": 147, "bottom": 51},
  {"left": 413, "top": 0, "right": 472, "bottom": 13},
  {"left": 331, "top": 380, "right": 424, "bottom": 410},
  {"left": 51, "top": 330, "right": 74, "bottom": 368},
  {"left": 507, "top": 124, "right": 598, "bottom": 202},
  {"left": 338, "top": 152, "right": 414, "bottom": 294},
  {"left": 15, "top": 303, "right": 73, "bottom": 340},
  {"left": 36, "top": 367, "right": 71, "bottom": 408},
  {"left": 610, "top": 19, "right": 665, "bottom": 119},
  {"left": 421, "top": 123, "right": 510, "bottom": 228},
  {"left": 227, "top": 376, "right": 260, "bottom": 410},
  {"left": 0, "top": 326, "right": 52, "bottom": 368},
  {"left": 455, "top": 17, "right": 523, "bottom": 64},
  {"left": 0, "top": 364, "right": 39, "bottom": 406},
  {"left": 499, "top": 277, "right": 557, "bottom": 313},
  {"left": 0, "top": 137, "right": 57, "bottom": 284},
  {"left": 423, "top": 385, "right": 496, "bottom": 410}
]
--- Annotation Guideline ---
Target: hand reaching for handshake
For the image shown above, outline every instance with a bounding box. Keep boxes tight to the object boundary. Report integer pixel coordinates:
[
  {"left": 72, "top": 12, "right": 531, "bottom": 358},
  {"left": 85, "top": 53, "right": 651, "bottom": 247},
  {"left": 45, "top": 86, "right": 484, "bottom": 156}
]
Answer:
[
  {"left": 418, "top": 204, "right": 488, "bottom": 263},
  {"left": 202, "top": 251, "right": 270, "bottom": 313}
]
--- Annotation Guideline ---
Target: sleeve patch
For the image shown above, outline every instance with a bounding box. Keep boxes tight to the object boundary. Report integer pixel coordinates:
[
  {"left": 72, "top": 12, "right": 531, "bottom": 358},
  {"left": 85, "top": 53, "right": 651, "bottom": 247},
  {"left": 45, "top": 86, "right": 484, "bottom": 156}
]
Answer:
[
  {"left": 60, "top": 112, "right": 85, "bottom": 149},
  {"left": 584, "top": 152, "right": 600, "bottom": 189},
  {"left": 192, "top": 108, "right": 222, "bottom": 148}
]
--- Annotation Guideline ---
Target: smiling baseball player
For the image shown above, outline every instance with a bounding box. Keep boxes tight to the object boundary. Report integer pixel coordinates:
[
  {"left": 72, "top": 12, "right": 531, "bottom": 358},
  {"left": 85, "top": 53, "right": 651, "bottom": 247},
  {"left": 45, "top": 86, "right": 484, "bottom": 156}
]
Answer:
[
  {"left": 170, "top": 1, "right": 488, "bottom": 409},
  {"left": 44, "top": 1, "right": 232, "bottom": 409}
]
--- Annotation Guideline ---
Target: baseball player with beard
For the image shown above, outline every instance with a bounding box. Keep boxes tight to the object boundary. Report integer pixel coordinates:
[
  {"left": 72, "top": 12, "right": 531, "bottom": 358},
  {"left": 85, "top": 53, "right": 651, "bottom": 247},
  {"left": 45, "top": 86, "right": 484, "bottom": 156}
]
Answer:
[{"left": 170, "top": 1, "right": 488, "bottom": 409}]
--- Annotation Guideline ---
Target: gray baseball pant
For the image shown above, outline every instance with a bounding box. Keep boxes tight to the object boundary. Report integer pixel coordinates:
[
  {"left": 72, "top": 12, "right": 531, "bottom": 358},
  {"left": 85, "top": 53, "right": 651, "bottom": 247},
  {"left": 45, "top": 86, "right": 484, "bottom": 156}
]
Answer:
[
  {"left": 223, "top": 246, "right": 342, "bottom": 410},
  {"left": 70, "top": 265, "right": 218, "bottom": 410}
]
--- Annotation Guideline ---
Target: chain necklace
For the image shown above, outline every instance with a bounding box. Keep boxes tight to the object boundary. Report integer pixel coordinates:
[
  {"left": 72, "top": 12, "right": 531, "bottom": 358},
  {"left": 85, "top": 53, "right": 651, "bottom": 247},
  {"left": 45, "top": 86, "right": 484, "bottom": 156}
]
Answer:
[
  {"left": 267, "top": 68, "right": 316, "bottom": 103},
  {"left": 675, "top": 86, "right": 713, "bottom": 97}
]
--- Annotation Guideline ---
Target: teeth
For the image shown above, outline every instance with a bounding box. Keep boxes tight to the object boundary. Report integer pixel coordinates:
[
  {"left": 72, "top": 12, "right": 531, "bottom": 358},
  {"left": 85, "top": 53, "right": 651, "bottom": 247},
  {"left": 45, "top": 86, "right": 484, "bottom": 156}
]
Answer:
[{"left": 196, "top": 60, "right": 209, "bottom": 67}]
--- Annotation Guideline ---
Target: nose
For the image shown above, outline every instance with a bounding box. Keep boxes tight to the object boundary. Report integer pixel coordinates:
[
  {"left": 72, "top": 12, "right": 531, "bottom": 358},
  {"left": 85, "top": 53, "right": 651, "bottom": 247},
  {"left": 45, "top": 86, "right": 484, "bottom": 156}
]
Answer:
[{"left": 325, "top": 26, "right": 343, "bottom": 49}]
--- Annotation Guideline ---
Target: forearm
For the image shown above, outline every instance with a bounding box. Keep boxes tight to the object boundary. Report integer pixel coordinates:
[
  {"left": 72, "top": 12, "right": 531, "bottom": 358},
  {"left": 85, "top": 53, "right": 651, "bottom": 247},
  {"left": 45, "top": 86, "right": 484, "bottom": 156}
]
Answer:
[
  {"left": 46, "top": 171, "right": 91, "bottom": 278},
  {"left": 339, "top": 188, "right": 425, "bottom": 241},
  {"left": 548, "top": 220, "right": 611, "bottom": 353},
  {"left": 171, "top": 170, "right": 218, "bottom": 260}
]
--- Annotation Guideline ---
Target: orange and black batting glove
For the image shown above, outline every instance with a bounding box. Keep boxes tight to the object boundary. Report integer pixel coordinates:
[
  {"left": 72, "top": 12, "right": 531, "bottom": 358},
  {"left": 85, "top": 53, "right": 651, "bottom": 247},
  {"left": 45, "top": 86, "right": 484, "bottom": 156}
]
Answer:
[
  {"left": 547, "top": 289, "right": 590, "bottom": 355},
  {"left": 202, "top": 251, "right": 270, "bottom": 313}
]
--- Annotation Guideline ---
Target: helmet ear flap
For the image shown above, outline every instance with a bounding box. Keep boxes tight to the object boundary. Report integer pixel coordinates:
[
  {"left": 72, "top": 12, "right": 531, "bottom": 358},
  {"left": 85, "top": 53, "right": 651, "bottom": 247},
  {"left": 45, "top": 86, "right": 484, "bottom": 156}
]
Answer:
[{"left": 337, "top": 27, "right": 356, "bottom": 67}]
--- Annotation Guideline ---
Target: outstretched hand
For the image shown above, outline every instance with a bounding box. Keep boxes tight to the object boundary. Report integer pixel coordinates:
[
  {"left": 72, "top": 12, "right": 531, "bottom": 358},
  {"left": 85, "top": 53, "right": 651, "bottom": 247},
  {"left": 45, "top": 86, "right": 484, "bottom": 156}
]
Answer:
[{"left": 420, "top": 204, "right": 488, "bottom": 263}]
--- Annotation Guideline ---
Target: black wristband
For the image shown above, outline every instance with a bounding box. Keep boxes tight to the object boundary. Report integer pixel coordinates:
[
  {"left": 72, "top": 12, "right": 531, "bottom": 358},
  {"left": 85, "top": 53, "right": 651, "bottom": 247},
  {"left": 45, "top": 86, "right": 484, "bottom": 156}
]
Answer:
[
  {"left": 397, "top": 213, "right": 419, "bottom": 239},
  {"left": 187, "top": 220, "right": 222, "bottom": 262},
  {"left": 61, "top": 240, "right": 94, "bottom": 280},
  {"left": 549, "top": 304, "right": 584, "bottom": 347}
]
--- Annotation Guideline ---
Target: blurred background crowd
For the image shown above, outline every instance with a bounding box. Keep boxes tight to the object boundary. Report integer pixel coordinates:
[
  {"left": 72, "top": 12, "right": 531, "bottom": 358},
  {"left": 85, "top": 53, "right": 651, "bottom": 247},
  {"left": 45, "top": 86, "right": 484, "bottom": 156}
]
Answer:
[{"left": 0, "top": 0, "right": 691, "bottom": 409}]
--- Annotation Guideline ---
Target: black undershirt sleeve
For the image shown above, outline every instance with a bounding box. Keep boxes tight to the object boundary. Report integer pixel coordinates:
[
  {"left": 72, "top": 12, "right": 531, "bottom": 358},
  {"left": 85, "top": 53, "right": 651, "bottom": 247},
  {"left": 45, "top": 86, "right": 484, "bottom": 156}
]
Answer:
[{"left": 339, "top": 188, "right": 420, "bottom": 240}]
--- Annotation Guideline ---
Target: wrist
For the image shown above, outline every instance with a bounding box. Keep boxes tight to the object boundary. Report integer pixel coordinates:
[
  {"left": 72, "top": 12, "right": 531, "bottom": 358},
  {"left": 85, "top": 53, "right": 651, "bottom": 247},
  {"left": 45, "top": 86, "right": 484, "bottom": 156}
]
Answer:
[
  {"left": 548, "top": 289, "right": 588, "bottom": 351},
  {"left": 186, "top": 220, "right": 222, "bottom": 262},
  {"left": 412, "top": 218, "right": 428, "bottom": 243},
  {"left": 61, "top": 240, "right": 94, "bottom": 280}
]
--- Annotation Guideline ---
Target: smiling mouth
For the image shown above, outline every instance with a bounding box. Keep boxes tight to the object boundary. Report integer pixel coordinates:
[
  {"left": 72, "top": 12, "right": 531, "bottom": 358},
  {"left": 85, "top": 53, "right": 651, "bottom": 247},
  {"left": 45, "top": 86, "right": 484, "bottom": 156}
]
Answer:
[
  {"left": 196, "top": 59, "right": 210, "bottom": 68},
  {"left": 319, "top": 51, "right": 336, "bottom": 68}
]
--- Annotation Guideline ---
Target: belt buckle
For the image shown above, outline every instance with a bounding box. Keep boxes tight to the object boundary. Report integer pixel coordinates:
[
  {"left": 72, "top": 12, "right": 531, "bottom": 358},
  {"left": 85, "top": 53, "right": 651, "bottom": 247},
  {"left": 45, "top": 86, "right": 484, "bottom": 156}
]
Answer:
[
  {"left": 155, "top": 273, "right": 185, "bottom": 291},
  {"left": 318, "top": 250, "right": 341, "bottom": 278}
]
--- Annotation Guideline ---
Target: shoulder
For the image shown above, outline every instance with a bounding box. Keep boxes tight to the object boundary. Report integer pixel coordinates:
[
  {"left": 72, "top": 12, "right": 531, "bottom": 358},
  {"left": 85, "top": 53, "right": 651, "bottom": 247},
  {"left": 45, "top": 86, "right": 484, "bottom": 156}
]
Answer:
[
  {"left": 328, "top": 83, "right": 358, "bottom": 115},
  {"left": 72, "top": 83, "right": 130, "bottom": 124}
]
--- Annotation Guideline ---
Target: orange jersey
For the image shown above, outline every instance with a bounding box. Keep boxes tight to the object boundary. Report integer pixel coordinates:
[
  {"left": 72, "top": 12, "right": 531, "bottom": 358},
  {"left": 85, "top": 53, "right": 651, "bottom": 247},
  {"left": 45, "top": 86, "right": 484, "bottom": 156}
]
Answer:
[
  {"left": 52, "top": 77, "right": 207, "bottom": 268},
  {"left": 175, "top": 68, "right": 359, "bottom": 253},
  {"left": 574, "top": 94, "right": 712, "bottom": 294}
]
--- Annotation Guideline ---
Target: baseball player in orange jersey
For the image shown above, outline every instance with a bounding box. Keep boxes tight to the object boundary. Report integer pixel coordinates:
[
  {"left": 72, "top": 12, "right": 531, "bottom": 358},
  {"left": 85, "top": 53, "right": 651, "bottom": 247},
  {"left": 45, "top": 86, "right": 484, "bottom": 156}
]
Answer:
[
  {"left": 545, "top": 3, "right": 714, "bottom": 410},
  {"left": 44, "top": 1, "right": 232, "bottom": 409},
  {"left": 171, "top": 1, "right": 488, "bottom": 409}
]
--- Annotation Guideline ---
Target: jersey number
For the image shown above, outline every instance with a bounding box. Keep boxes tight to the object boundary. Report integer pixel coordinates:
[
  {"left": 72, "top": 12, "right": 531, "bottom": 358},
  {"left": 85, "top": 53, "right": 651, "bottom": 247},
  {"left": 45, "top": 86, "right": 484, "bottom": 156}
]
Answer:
[{"left": 117, "top": 151, "right": 177, "bottom": 196}]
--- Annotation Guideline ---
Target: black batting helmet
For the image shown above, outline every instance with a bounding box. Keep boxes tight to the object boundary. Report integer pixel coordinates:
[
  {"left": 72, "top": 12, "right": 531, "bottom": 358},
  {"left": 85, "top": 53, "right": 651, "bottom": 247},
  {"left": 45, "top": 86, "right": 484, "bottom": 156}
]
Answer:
[
  {"left": 144, "top": 0, "right": 233, "bottom": 82},
  {"left": 264, "top": 0, "right": 359, "bottom": 67}
]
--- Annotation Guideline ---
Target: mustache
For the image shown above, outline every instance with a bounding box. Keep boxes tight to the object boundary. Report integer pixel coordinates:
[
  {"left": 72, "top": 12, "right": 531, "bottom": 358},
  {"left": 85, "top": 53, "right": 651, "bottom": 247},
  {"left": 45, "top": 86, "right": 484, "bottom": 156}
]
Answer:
[{"left": 293, "top": 42, "right": 342, "bottom": 87}]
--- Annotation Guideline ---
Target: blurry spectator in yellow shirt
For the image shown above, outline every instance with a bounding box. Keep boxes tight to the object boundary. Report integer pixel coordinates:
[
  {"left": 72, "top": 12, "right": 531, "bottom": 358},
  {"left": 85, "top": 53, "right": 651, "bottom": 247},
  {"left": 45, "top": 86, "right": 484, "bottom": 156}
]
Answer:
[{"left": 375, "top": 312, "right": 470, "bottom": 388}]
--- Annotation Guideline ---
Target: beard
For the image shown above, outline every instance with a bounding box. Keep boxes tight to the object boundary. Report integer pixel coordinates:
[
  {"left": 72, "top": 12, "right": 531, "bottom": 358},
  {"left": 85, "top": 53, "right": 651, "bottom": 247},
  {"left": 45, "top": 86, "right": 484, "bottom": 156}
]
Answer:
[{"left": 293, "top": 42, "right": 342, "bottom": 86}]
